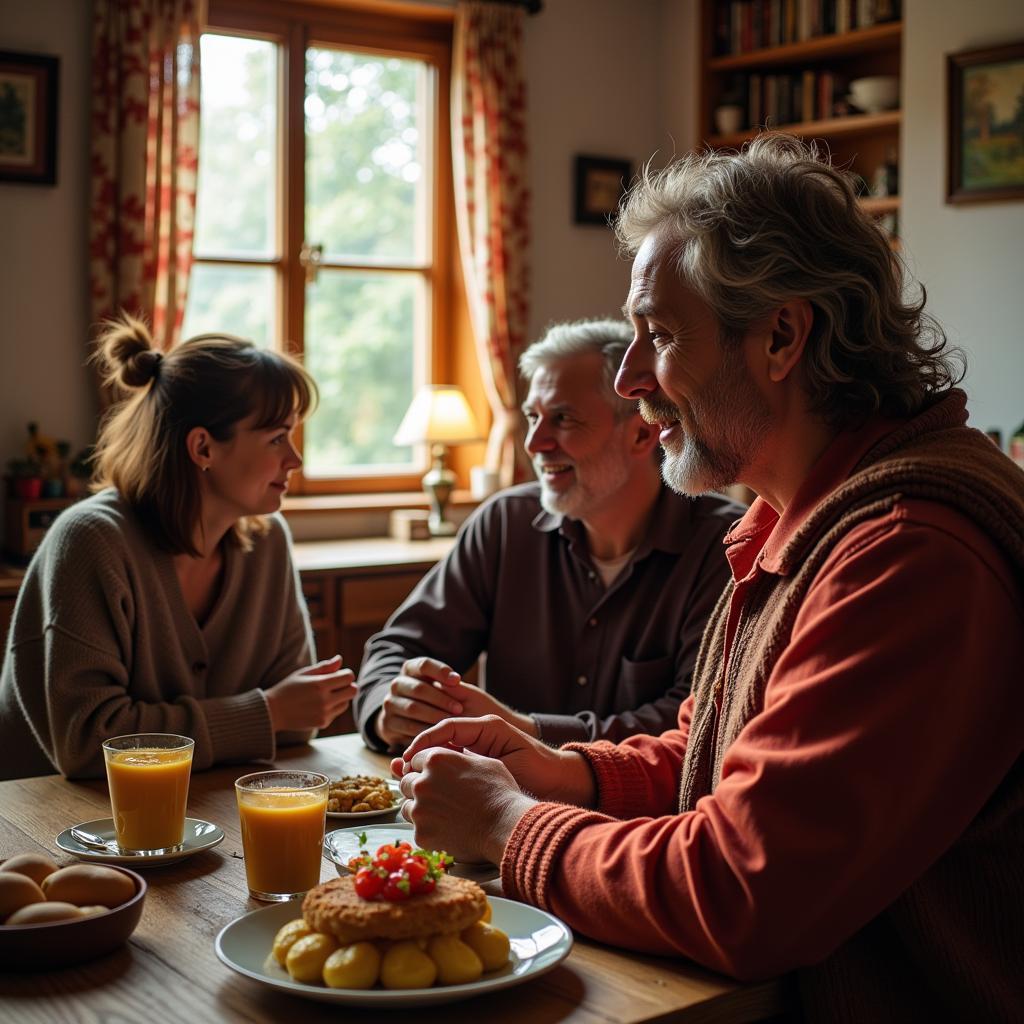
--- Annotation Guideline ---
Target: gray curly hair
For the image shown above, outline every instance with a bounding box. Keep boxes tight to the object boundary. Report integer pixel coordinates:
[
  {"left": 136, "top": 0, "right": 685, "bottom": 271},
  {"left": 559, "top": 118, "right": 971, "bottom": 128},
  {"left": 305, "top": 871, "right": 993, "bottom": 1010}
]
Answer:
[
  {"left": 519, "top": 318, "right": 636, "bottom": 419},
  {"left": 615, "top": 133, "right": 964, "bottom": 428}
]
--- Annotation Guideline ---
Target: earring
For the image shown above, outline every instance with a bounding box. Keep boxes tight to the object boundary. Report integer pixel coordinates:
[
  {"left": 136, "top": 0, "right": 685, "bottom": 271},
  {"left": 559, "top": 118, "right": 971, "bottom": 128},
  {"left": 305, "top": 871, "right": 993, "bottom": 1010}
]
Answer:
[{"left": 203, "top": 466, "right": 210, "bottom": 473}]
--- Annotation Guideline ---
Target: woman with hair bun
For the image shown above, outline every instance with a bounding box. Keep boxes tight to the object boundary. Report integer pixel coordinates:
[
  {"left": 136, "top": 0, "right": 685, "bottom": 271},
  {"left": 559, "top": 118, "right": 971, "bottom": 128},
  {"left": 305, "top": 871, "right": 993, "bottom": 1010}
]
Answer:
[{"left": 0, "top": 314, "right": 356, "bottom": 780}]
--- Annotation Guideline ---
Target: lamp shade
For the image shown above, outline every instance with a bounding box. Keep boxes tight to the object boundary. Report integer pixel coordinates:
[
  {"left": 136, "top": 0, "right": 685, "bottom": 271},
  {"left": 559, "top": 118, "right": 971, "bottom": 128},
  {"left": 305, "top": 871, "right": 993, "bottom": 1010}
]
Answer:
[{"left": 393, "top": 385, "right": 481, "bottom": 446}]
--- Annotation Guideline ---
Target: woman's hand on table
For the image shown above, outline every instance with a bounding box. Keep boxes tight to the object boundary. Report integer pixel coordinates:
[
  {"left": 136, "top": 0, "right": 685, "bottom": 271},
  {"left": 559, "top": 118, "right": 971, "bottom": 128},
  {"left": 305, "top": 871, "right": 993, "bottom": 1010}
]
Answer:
[
  {"left": 264, "top": 655, "right": 356, "bottom": 731},
  {"left": 391, "top": 715, "right": 596, "bottom": 864}
]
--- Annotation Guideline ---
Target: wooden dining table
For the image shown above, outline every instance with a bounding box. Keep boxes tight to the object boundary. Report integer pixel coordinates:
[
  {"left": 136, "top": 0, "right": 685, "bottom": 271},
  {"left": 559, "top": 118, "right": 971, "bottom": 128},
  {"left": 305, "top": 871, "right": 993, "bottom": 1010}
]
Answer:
[{"left": 0, "top": 734, "right": 787, "bottom": 1023}]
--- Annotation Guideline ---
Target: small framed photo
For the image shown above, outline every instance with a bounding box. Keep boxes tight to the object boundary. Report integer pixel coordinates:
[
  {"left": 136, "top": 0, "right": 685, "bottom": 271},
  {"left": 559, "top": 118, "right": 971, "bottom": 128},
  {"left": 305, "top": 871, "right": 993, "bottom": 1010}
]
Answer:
[
  {"left": 947, "top": 41, "right": 1024, "bottom": 204},
  {"left": 0, "top": 50, "right": 60, "bottom": 186},
  {"left": 574, "top": 154, "right": 631, "bottom": 225}
]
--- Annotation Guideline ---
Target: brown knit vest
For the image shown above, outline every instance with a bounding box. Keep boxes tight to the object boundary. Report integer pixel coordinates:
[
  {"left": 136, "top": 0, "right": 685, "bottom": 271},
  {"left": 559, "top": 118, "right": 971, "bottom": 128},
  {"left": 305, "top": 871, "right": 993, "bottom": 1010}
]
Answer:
[{"left": 680, "top": 390, "right": 1024, "bottom": 1021}]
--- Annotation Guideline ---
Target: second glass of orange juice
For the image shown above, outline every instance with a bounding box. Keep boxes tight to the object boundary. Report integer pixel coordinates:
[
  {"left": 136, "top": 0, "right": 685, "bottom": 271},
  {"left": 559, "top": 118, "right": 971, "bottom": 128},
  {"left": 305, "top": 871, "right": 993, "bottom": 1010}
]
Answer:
[
  {"left": 102, "top": 733, "right": 195, "bottom": 854},
  {"left": 235, "top": 770, "right": 329, "bottom": 901}
]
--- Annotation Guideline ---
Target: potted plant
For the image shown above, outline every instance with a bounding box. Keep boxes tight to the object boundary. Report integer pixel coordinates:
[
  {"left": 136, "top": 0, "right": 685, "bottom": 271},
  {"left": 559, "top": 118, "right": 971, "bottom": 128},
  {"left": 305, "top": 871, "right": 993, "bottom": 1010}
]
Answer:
[{"left": 6, "top": 456, "right": 44, "bottom": 500}]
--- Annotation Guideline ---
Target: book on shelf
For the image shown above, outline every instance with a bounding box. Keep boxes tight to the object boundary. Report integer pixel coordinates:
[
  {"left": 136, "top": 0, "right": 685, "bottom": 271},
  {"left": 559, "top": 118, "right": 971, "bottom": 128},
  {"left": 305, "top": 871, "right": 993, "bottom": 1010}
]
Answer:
[
  {"left": 713, "top": 0, "right": 901, "bottom": 57},
  {"left": 728, "top": 68, "right": 847, "bottom": 131}
]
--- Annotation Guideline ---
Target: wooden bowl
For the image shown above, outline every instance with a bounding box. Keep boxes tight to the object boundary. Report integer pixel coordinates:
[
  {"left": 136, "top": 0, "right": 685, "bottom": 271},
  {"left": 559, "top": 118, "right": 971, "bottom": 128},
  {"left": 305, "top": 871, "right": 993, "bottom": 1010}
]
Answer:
[{"left": 0, "top": 865, "right": 146, "bottom": 970}]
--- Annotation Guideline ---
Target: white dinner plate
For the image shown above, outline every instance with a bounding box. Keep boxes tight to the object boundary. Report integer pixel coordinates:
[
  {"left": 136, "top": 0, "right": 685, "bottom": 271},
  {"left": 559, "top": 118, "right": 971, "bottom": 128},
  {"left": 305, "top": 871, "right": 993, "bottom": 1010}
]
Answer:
[
  {"left": 326, "top": 778, "right": 405, "bottom": 821},
  {"left": 55, "top": 816, "right": 225, "bottom": 866},
  {"left": 323, "top": 823, "right": 499, "bottom": 884},
  {"left": 214, "top": 895, "right": 573, "bottom": 1007}
]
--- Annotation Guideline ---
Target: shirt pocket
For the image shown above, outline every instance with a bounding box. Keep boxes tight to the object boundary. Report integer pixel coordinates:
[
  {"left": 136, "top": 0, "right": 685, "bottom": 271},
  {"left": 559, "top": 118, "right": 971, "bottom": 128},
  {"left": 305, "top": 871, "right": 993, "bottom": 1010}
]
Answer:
[{"left": 617, "top": 654, "right": 674, "bottom": 704}]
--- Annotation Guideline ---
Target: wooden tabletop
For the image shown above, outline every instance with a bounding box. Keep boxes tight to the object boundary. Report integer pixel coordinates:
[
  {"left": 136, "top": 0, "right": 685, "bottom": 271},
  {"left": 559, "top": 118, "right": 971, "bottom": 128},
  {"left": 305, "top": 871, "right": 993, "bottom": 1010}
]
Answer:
[{"left": 0, "top": 735, "right": 786, "bottom": 1023}]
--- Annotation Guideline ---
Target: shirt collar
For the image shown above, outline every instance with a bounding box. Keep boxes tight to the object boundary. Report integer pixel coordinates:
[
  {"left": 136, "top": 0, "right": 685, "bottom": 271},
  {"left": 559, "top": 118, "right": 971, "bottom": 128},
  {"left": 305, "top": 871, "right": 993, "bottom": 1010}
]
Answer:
[{"left": 722, "top": 413, "right": 905, "bottom": 578}]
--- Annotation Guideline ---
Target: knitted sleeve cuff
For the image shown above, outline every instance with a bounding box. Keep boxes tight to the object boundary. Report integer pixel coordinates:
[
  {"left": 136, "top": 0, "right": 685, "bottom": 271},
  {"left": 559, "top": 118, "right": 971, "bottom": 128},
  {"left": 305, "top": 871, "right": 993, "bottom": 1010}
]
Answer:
[
  {"left": 561, "top": 740, "right": 653, "bottom": 818},
  {"left": 499, "top": 802, "right": 613, "bottom": 910},
  {"left": 201, "top": 689, "right": 275, "bottom": 767}
]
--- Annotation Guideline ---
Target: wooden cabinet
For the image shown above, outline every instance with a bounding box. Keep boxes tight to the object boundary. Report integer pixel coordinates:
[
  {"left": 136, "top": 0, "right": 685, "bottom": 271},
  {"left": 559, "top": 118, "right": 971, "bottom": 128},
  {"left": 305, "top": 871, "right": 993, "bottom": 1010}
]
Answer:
[
  {"left": 700, "top": 2, "right": 902, "bottom": 237},
  {"left": 291, "top": 537, "right": 456, "bottom": 735}
]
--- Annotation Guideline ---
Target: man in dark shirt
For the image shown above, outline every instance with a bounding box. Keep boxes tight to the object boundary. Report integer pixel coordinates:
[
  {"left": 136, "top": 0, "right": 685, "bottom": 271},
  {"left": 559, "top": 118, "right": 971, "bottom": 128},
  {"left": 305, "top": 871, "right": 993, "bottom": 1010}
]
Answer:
[{"left": 355, "top": 319, "right": 743, "bottom": 751}]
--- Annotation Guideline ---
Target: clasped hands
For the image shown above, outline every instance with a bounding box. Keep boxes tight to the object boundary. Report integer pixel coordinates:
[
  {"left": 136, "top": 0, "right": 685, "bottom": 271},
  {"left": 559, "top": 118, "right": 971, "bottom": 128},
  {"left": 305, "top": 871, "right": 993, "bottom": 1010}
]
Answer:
[{"left": 390, "top": 711, "right": 596, "bottom": 866}]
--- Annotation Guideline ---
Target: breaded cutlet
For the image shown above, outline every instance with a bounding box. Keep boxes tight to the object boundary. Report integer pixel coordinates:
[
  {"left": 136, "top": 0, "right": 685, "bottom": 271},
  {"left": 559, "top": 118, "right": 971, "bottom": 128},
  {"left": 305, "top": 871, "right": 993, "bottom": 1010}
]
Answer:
[{"left": 302, "top": 873, "right": 487, "bottom": 943}]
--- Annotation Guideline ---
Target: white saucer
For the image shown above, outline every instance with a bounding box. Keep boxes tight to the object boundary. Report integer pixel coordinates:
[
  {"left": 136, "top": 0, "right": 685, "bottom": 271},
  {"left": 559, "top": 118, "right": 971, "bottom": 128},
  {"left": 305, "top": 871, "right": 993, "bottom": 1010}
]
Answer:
[{"left": 55, "top": 816, "right": 225, "bottom": 866}]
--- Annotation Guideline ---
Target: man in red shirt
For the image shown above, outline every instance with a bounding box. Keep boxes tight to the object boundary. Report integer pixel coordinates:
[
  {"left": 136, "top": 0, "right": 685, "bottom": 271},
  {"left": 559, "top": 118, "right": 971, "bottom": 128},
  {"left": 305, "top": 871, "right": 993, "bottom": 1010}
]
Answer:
[{"left": 393, "top": 134, "right": 1024, "bottom": 1021}]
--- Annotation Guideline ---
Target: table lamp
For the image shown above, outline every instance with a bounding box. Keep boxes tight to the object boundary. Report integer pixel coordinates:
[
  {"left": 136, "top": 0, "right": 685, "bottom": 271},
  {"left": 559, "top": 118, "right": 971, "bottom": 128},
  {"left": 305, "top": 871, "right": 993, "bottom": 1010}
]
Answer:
[{"left": 393, "top": 385, "right": 481, "bottom": 536}]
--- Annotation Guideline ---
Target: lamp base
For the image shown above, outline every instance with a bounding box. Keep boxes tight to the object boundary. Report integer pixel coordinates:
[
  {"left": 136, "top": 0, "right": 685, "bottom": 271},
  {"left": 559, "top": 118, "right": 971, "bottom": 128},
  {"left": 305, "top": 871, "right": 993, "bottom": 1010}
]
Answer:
[
  {"left": 423, "top": 444, "right": 456, "bottom": 537},
  {"left": 427, "top": 518, "right": 457, "bottom": 537}
]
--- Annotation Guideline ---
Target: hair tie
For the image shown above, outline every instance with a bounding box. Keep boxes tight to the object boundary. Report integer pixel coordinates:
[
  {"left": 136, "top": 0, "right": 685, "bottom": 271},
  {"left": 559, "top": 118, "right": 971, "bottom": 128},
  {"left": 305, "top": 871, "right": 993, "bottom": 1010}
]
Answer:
[{"left": 150, "top": 350, "right": 164, "bottom": 381}]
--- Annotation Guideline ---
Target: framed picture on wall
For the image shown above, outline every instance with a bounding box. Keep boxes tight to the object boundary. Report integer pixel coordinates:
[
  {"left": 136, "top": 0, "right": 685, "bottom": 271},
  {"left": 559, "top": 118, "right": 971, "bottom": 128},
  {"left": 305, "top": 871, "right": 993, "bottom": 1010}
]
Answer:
[
  {"left": 574, "top": 154, "right": 631, "bottom": 225},
  {"left": 947, "top": 41, "right": 1024, "bottom": 204},
  {"left": 0, "top": 50, "right": 60, "bottom": 186}
]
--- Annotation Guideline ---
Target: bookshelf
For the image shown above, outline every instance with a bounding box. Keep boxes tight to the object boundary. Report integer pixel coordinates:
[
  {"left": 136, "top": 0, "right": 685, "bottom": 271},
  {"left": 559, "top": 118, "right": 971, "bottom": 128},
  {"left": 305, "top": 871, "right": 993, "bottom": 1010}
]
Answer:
[{"left": 700, "top": 1, "right": 903, "bottom": 238}]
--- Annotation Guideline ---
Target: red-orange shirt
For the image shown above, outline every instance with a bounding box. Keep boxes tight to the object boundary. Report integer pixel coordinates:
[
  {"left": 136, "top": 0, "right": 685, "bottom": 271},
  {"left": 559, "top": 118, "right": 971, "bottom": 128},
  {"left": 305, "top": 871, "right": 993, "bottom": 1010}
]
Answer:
[{"left": 500, "top": 417, "right": 1024, "bottom": 980}]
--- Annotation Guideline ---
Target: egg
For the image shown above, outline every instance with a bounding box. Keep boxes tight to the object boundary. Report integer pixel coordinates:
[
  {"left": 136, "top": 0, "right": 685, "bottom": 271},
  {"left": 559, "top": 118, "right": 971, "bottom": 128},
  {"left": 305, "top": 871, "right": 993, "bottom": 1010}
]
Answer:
[
  {"left": 42, "top": 864, "right": 136, "bottom": 908},
  {"left": 0, "top": 853, "right": 59, "bottom": 888},
  {"left": 6, "top": 901, "right": 82, "bottom": 925},
  {"left": 0, "top": 870, "right": 46, "bottom": 923}
]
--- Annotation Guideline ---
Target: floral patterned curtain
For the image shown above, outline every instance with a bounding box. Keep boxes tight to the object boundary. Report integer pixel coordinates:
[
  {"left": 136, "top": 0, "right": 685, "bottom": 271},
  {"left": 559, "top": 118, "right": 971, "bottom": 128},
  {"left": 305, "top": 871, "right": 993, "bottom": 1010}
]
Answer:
[
  {"left": 452, "top": 1, "right": 531, "bottom": 485},
  {"left": 89, "top": 0, "right": 201, "bottom": 367}
]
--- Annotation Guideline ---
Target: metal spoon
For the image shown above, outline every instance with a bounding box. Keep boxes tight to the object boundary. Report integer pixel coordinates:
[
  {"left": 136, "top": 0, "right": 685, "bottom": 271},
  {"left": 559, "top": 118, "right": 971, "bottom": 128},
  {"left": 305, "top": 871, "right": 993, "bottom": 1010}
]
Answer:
[{"left": 70, "top": 826, "right": 118, "bottom": 851}]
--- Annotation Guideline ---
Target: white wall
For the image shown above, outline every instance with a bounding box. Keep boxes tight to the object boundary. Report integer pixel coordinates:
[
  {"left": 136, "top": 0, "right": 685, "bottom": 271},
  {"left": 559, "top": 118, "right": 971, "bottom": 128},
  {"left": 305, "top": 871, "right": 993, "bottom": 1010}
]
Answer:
[
  {"left": 901, "top": 0, "right": 1024, "bottom": 442},
  {"left": 0, "top": 0, "right": 95, "bottom": 484},
  {"left": 524, "top": 0, "right": 673, "bottom": 341}
]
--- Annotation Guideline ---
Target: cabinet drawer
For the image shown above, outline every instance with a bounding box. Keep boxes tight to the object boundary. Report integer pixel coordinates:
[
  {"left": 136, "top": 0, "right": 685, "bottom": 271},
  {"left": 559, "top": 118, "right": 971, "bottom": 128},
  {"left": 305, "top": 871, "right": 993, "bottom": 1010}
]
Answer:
[
  {"left": 340, "top": 572, "right": 423, "bottom": 627},
  {"left": 300, "top": 576, "right": 331, "bottom": 625}
]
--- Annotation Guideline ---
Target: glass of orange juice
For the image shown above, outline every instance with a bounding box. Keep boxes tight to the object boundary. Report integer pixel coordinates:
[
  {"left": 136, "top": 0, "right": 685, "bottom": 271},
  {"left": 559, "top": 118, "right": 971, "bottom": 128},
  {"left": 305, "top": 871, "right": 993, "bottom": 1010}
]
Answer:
[
  {"left": 235, "top": 770, "right": 329, "bottom": 901},
  {"left": 102, "top": 733, "right": 195, "bottom": 854}
]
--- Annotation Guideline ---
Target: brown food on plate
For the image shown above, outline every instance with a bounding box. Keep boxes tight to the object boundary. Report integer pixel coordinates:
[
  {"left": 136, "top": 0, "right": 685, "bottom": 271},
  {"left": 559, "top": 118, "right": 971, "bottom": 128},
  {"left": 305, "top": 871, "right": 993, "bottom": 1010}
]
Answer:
[
  {"left": 303, "top": 873, "right": 487, "bottom": 944},
  {"left": 327, "top": 775, "right": 394, "bottom": 814}
]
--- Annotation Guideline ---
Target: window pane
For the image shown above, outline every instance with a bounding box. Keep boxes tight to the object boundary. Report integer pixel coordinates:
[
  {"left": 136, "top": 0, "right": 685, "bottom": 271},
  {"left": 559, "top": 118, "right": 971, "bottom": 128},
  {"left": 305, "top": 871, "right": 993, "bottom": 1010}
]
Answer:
[
  {"left": 181, "top": 263, "right": 276, "bottom": 347},
  {"left": 304, "top": 270, "right": 425, "bottom": 476},
  {"left": 195, "top": 35, "right": 277, "bottom": 258},
  {"left": 306, "top": 48, "right": 426, "bottom": 263}
]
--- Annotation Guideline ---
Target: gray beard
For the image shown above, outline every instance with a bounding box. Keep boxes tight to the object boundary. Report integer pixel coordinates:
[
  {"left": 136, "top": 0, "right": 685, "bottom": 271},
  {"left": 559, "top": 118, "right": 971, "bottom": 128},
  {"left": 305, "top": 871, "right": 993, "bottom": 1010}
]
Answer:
[{"left": 641, "top": 350, "right": 770, "bottom": 497}]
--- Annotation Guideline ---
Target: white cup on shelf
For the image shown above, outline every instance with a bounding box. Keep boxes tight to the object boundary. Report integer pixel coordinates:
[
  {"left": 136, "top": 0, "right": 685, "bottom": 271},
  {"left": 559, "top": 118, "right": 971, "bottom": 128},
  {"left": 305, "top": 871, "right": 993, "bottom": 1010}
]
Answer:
[{"left": 714, "top": 104, "right": 744, "bottom": 135}]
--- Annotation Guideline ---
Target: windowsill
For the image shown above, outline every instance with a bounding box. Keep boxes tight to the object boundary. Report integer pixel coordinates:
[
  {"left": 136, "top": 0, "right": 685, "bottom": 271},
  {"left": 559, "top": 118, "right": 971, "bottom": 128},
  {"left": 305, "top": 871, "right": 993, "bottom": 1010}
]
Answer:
[
  {"left": 281, "top": 489, "right": 479, "bottom": 543},
  {"left": 281, "top": 489, "right": 477, "bottom": 515}
]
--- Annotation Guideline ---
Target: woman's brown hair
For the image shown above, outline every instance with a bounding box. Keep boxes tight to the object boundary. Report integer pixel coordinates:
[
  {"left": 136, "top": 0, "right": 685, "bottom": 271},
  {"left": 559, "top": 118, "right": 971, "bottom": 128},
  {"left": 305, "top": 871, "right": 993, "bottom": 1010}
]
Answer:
[{"left": 91, "top": 314, "right": 317, "bottom": 556}]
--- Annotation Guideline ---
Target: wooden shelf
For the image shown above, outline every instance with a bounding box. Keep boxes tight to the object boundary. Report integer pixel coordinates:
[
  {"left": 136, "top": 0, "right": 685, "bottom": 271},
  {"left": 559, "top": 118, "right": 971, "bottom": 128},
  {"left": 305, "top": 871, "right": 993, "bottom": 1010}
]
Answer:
[
  {"left": 707, "top": 109, "right": 900, "bottom": 148},
  {"left": 859, "top": 195, "right": 900, "bottom": 215},
  {"left": 709, "top": 21, "right": 901, "bottom": 71}
]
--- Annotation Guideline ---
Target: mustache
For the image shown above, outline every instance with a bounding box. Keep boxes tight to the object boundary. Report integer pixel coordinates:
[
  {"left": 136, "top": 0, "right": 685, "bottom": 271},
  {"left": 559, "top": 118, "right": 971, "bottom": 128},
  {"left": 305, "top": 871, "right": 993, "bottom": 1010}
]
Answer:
[{"left": 638, "top": 398, "right": 682, "bottom": 424}]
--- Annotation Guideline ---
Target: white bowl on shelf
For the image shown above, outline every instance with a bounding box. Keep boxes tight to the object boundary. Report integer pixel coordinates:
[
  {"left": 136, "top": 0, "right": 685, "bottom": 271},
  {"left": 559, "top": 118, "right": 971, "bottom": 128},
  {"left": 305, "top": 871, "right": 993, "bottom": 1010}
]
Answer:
[{"left": 848, "top": 76, "right": 899, "bottom": 114}]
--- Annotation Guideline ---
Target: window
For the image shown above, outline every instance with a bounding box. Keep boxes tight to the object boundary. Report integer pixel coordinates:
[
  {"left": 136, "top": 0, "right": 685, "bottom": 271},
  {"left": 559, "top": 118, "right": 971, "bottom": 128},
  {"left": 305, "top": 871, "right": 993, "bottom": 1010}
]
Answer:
[{"left": 185, "top": 2, "right": 454, "bottom": 492}]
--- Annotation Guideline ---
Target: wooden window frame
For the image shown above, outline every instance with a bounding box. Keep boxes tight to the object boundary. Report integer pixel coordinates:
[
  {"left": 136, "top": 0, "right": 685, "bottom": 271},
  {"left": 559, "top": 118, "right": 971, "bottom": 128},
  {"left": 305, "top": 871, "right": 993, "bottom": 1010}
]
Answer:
[{"left": 203, "top": 0, "right": 455, "bottom": 494}]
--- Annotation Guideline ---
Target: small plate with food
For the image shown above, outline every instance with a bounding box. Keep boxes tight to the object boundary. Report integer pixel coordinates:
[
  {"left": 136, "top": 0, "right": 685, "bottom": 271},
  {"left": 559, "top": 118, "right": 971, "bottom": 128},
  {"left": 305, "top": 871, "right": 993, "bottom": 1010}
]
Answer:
[
  {"left": 325, "top": 775, "right": 404, "bottom": 822},
  {"left": 215, "top": 839, "right": 572, "bottom": 1007},
  {"left": 323, "top": 824, "right": 498, "bottom": 885}
]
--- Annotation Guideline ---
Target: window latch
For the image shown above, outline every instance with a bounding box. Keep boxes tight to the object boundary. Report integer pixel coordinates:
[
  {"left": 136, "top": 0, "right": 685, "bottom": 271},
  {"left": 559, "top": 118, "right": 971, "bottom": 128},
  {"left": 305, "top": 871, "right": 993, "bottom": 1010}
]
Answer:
[{"left": 299, "top": 241, "right": 323, "bottom": 284}]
